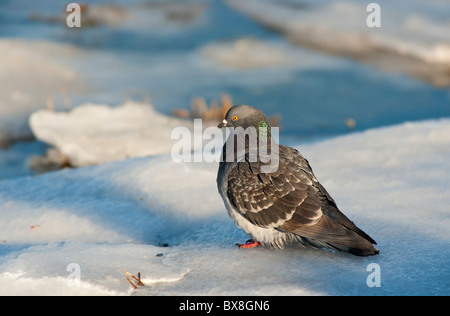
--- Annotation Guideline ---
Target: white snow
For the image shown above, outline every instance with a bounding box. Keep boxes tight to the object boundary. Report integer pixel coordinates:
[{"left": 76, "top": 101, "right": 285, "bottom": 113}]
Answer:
[
  {"left": 0, "top": 118, "right": 449, "bottom": 295},
  {"left": 29, "top": 101, "right": 202, "bottom": 167},
  {"left": 226, "top": 0, "right": 450, "bottom": 86},
  {"left": 202, "top": 38, "right": 285, "bottom": 69},
  {"left": 227, "top": 0, "right": 450, "bottom": 64}
]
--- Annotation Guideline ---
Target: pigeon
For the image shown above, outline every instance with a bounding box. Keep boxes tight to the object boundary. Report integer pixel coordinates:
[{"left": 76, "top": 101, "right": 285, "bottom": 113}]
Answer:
[{"left": 217, "top": 105, "right": 379, "bottom": 256}]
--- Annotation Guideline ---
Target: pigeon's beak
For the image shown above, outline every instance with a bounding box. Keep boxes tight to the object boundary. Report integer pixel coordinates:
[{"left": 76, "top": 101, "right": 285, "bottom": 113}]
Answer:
[{"left": 218, "top": 119, "right": 227, "bottom": 128}]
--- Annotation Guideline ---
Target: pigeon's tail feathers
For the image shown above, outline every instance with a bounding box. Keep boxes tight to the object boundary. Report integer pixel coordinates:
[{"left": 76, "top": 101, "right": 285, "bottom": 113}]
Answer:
[
  {"left": 321, "top": 232, "right": 380, "bottom": 257},
  {"left": 321, "top": 222, "right": 380, "bottom": 256},
  {"left": 327, "top": 242, "right": 380, "bottom": 257},
  {"left": 285, "top": 216, "right": 379, "bottom": 257}
]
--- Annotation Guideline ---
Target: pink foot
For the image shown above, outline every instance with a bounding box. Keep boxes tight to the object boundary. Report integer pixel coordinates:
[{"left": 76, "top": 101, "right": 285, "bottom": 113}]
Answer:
[{"left": 236, "top": 239, "right": 262, "bottom": 249}]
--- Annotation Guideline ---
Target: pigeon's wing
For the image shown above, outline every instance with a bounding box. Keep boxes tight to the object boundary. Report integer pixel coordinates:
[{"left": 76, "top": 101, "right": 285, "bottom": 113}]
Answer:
[
  {"left": 226, "top": 145, "right": 323, "bottom": 229},
  {"left": 297, "top": 156, "right": 378, "bottom": 246}
]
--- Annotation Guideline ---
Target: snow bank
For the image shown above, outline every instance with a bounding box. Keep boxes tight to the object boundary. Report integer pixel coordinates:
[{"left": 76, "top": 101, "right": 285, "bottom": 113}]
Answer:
[
  {"left": 202, "top": 38, "right": 285, "bottom": 69},
  {"left": 0, "top": 118, "right": 449, "bottom": 295},
  {"left": 29, "top": 101, "right": 203, "bottom": 167},
  {"left": 226, "top": 0, "right": 450, "bottom": 87},
  {"left": 200, "top": 37, "right": 344, "bottom": 71}
]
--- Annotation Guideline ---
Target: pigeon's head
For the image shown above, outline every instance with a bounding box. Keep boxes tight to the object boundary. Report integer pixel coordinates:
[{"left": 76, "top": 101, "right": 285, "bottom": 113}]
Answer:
[{"left": 218, "top": 105, "right": 270, "bottom": 131}]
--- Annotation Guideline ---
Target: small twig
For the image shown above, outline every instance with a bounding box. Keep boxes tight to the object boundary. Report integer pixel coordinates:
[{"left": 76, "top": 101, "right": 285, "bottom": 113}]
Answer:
[{"left": 124, "top": 269, "right": 144, "bottom": 289}]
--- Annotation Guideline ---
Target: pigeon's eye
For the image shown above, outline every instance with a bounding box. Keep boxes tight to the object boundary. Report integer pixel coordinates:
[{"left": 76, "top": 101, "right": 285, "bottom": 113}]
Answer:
[{"left": 232, "top": 116, "right": 238, "bottom": 121}]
